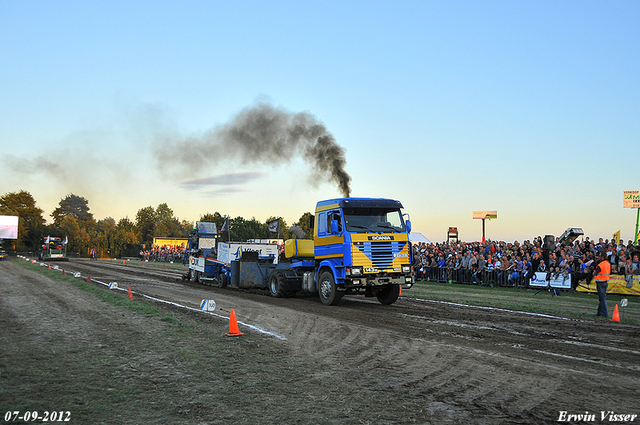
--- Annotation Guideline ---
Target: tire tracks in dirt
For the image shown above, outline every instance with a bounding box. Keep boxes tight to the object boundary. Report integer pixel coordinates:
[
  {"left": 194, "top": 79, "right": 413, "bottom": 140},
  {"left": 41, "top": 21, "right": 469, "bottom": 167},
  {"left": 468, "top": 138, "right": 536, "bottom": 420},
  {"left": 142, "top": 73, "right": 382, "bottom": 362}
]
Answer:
[{"left": 31, "top": 258, "right": 640, "bottom": 423}]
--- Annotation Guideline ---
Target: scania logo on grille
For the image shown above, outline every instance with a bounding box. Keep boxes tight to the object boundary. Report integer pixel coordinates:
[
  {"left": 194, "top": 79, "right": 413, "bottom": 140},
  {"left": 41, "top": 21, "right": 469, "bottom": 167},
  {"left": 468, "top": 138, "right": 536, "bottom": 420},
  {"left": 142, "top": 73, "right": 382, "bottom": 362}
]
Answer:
[{"left": 368, "top": 236, "right": 393, "bottom": 240}]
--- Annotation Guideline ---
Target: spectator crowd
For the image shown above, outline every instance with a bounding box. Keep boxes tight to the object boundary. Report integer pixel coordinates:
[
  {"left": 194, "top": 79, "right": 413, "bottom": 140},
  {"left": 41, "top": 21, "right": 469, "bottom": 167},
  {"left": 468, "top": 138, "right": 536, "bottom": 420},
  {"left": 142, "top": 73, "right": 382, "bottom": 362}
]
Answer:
[
  {"left": 411, "top": 236, "right": 640, "bottom": 289},
  {"left": 139, "top": 244, "right": 187, "bottom": 263}
]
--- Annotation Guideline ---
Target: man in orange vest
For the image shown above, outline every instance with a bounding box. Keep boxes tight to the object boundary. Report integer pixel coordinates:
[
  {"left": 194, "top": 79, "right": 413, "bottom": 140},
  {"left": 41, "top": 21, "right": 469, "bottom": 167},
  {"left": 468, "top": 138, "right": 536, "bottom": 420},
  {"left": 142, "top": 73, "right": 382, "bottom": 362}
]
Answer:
[{"left": 594, "top": 250, "right": 611, "bottom": 318}]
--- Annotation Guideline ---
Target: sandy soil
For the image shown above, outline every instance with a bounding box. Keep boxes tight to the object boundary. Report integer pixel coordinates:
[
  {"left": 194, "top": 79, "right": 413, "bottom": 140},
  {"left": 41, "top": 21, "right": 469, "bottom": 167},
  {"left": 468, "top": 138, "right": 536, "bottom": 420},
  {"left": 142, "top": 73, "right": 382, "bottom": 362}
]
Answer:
[{"left": 3, "top": 258, "right": 639, "bottom": 424}]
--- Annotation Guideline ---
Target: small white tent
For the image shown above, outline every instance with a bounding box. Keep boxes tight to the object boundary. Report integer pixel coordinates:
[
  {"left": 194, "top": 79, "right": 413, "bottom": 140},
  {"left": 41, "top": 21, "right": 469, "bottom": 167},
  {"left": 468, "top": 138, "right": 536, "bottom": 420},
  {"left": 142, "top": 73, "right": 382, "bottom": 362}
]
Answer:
[{"left": 409, "top": 232, "right": 431, "bottom": 244}]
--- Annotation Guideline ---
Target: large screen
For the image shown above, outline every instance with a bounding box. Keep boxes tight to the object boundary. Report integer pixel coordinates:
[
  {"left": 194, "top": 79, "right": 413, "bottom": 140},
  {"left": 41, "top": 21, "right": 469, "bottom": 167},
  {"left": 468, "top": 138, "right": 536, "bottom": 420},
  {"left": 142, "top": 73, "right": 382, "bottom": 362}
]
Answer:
[{"left": 0, "top": 215, "right": 19, "bottom": 239}]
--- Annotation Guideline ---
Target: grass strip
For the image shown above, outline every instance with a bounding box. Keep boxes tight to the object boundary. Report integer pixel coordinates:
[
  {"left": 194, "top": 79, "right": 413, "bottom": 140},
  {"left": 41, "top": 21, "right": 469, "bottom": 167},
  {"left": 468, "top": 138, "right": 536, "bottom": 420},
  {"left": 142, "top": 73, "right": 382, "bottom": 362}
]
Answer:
[{"left": 410, "top": 280, "right": 639, "bottom": 324}]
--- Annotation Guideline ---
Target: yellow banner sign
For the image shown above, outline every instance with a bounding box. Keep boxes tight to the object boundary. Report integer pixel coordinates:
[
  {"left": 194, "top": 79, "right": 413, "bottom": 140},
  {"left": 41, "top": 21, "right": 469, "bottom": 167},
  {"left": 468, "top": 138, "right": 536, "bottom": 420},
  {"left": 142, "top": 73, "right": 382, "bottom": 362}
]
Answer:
[
  {"left": 153, "top": 237, "right": 188, "bottom": 247},
  {"left": 473, "top": 211, "right": 497, "bottom": 219},
  {"left": 577, "top": 275, "right": 640, "bottom": 296},
  {"left": 623, "top": 190, "right": 640, "bottom": 208}
]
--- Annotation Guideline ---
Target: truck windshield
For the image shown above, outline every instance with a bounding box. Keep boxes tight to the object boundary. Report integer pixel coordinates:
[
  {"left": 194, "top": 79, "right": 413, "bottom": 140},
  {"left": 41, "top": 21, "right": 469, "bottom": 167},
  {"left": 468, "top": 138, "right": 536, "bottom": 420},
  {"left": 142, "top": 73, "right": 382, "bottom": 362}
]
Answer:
[{"left": 343, "top": 208, "right": 406, "bottom": 233}]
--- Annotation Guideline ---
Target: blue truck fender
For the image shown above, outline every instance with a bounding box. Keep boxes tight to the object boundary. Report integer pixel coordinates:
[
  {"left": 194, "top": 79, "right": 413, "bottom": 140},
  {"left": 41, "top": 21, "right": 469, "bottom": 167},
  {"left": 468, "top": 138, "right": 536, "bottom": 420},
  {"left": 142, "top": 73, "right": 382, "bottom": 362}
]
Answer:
[{"left": 316, "top": 260, "right": 344, "bottom": 287}]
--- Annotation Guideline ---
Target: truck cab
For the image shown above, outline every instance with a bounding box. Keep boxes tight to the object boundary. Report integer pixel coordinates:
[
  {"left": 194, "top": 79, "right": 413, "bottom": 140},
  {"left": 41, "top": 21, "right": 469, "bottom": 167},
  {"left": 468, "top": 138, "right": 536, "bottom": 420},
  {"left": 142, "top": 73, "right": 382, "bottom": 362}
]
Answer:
[{"left": 311, "top": 198, "right": 414, "bottom": 305}]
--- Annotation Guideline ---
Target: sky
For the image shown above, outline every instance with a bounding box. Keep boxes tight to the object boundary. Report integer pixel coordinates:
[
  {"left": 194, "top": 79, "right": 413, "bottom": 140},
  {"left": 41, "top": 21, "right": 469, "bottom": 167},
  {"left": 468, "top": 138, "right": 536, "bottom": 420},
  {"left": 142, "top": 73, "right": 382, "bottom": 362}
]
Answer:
[{"left": 1, "top": 1, "right": 639, "bottom": 243}]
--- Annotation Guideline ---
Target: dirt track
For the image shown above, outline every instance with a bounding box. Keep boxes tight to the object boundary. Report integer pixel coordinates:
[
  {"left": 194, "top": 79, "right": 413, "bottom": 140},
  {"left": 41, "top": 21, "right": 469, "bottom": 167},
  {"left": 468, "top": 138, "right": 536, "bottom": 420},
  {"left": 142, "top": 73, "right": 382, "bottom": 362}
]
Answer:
[{"left": 3, "top": 258, "right": 640, "bottom": 424}]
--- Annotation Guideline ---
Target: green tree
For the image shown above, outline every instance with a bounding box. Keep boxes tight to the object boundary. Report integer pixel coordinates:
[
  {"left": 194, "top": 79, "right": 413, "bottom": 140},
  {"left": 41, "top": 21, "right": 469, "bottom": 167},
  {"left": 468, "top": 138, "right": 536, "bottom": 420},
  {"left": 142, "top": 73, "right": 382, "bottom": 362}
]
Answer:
[
  {"left": 135, "top": 206, "right": 156, "bottom": 248},
  {"left": 51, "top": 194, "right": 94, "bottom": 226},
  {"left": 227, "top": 217, "right": 265, "bottom": 242},
  {"left": 114, "top": 217, "right": 139, "bottom": 258},
  {"left": 292, "top": 212, "right": 314, "bottom": 239},
  {"left": 155, "top": 203, "right": 175, "bottom": 237},
  {"left": 154, "top": 203, "right": 188, "bottom": 238},
  {"left": 180, "top": 219, "right": 194, "bottom": 236},
  {"left": 228, "top": 216, "right": 245, "bottom": 242},
  {"left": 58, "top": 215, "right": 91, "bottom": 256},
  {"left": 95, "top": 217, "right": 116, "bottom": 257},
  {"left": 135, "top": 204, "right": 189, "bottom": 248},
  {"left": 248, "top": 217, "right": 269, "bottom": 239},
  {"left": 0, "top": 190, "right": 46, "bottom": 251},
  {"left": 49, "top": 194, "right": 96, "bottom": 257},
  {"left": 200, "top": 212, "right": 225, "bottom": 233}
]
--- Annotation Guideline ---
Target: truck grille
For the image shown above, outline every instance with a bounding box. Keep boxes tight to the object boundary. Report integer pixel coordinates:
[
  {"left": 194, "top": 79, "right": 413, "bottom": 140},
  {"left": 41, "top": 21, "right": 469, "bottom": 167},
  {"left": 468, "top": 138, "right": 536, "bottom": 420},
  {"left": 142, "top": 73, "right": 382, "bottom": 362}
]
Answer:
[{"left": 353, "top": 241, "right": 406, "bottom": 272}]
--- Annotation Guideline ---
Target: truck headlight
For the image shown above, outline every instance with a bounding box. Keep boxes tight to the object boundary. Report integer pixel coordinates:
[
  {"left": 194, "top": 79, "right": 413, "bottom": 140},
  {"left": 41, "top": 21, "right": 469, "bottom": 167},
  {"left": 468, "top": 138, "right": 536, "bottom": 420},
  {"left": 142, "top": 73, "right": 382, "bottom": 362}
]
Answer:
[
  {"left": 351, "top": 267, "right": 363, "bottom": 276},
  {"left": 402, "top": 265, "right": 411, "bottom": 273}
]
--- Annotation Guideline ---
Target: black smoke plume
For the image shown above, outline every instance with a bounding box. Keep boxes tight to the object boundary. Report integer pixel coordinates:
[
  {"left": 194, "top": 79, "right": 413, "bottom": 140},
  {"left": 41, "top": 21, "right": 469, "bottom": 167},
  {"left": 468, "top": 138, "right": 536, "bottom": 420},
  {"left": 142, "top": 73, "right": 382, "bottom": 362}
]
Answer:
[{"left": 157, "top": 101, "right": 351, "bottom": 197}]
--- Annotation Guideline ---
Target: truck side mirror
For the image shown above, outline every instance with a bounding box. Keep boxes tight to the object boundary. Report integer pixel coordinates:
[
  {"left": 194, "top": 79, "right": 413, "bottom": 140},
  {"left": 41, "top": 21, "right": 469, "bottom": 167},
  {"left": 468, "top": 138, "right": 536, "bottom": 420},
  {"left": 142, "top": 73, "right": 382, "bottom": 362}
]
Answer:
[
  {"left": 403, "top": 213, "right": 412, "bottom": 234},
  {"left": 331, "top": 219, "right": 340, "bottom": 234}
]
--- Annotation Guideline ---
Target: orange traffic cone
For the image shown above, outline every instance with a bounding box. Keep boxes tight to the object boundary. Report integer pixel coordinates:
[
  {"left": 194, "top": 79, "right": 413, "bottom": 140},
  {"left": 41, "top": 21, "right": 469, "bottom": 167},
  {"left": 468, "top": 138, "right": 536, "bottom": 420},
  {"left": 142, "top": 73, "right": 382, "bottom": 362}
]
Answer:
[
  {"left": 62, "top": 269, "right": 65, "bottom": 276},
  {"left": 123, "top": 260, "right": 125, "bottom": 265},
  {"left": 225, "top": 310, "right": 244, "bottom": 337},
  {"left": 611, "top": 304, "right": 620, "bottom": 322},
  {"left": 87, "top": 274, "right": 91, "bottom": 283},
  {"left": 399, "top": 285, "right": 402, "bottom": 296},
  {"left": 48, "top": 264, "right": 51, "bottom": 270},
  {"left": 128, "top": 285, "right": 134, "bottom": 301}
]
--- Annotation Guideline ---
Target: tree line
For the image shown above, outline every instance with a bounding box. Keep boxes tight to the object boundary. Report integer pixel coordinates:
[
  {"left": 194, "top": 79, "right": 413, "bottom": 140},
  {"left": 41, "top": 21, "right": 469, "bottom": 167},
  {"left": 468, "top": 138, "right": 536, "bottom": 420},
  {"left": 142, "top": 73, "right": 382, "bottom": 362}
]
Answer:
[{"left": 0, "top": 190, "right": 313, "bottom": 258}]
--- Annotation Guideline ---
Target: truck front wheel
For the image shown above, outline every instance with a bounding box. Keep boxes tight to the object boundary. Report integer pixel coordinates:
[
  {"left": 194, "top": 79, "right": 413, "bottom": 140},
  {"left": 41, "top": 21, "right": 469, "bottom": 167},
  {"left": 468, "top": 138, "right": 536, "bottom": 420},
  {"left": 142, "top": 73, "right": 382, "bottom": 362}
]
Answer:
[
  {"left": 376, "top": 284, "right": 400, "bottom": 305},
  {"left": 318, "top": 271, "right": 343, "bottom": 306},
  {"left": 190, "top": 270, "right": 199, "bottom": 283},
  {"left": 218, "top": 273, "right": 227, "bottom": 288}
]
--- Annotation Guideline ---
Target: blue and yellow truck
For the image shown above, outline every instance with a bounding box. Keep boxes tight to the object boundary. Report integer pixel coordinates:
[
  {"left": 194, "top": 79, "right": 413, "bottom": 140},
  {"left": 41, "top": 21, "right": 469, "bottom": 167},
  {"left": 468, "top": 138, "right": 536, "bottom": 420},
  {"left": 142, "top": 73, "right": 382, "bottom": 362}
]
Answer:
[{"left": 184, "top": 197, "right": 415, "bottom": 305}]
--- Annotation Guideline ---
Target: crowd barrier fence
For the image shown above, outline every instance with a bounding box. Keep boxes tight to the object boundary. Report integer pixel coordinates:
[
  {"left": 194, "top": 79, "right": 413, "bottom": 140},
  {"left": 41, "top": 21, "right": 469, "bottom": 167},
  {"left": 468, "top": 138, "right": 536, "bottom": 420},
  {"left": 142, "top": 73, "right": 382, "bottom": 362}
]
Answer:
[{"left": 415, "top": 266, "right": 584, "bottom": 289}]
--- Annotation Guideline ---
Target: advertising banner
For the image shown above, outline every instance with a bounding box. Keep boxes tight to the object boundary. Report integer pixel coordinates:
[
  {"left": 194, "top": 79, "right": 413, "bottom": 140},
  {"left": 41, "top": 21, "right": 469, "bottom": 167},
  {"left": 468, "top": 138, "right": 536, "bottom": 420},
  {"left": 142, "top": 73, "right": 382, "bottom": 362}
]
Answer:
[
  {"left": 0, "top": 215, "right": 19, "bottom": 239},
  {"left": 623, "top": 190, "right": 640, "bottom": 208},
  {"left": 528, "top": 271, "right": 572, "bottom": 289},
  {"left": 577, "top": 275, "right": 640, "bottom": 296},
  {"left": 152, "top": 237, "right": 188, "bottom": 247},
  {"left": 217, "top": 242, "right": 279, "bottom": 265},
  {"left": 473, "top": 211, "right": 497, "bottom": 219}
]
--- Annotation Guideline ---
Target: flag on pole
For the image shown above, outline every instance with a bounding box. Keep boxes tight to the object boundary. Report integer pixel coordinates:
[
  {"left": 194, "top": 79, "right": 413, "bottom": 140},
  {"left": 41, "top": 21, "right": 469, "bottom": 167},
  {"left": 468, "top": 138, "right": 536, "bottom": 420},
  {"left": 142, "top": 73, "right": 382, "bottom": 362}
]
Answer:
[
  {"left": 612, "top": 230, "right": 621, "bottom": 245},
  {"left": 267, "top": 219, "right": 280, "bottom": 234},
  {"left": 45, "top": 236, "right": 50, "bottom": 245},
  {"left": 220, "top": 217, "right": 229, "bottom": 233},
  {"left": 63, "top": 236, "right": 68, "bottom": 245}
]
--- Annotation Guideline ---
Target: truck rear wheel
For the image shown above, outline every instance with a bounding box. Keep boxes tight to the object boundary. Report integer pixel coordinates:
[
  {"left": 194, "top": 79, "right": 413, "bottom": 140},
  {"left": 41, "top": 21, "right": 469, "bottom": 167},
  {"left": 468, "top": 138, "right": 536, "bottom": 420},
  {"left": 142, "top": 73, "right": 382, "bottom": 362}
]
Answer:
[
  {"left": 318, "top": 270, "right": 343, "bottom": 306},
  {"left": 218, "top": 273, "right": 227, "bottom": 288},
  {"left": 269, "top": 270, "right": 295, "bottom": 298},
  {"left": 269, "top": 270, "right": 291, "bottom": 298},
  {"left": 376, "top": 284, "right": 400, "bottom": 305},
  {"left": 269, "top": 271, "right": 283, "bottom": 297}
]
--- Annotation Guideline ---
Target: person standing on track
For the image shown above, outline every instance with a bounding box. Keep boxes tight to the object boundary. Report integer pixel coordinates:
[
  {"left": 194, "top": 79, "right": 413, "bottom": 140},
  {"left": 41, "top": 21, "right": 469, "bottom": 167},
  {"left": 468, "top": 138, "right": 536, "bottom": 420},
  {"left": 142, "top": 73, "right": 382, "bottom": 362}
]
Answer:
[{"left": 594, "top": 251, "right": 611, "bottom": 318}]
